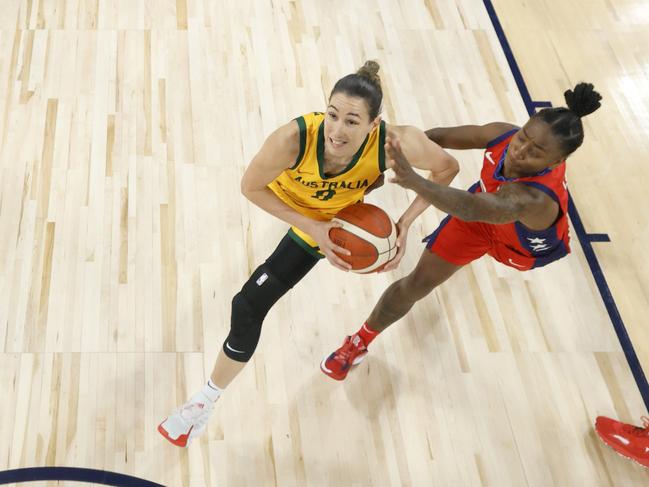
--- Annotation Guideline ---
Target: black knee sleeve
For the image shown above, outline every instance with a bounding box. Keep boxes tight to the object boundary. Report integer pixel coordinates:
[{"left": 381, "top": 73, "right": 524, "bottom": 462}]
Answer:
[{"left": 223, "top": 265, "right": 290, "bottom": 362}]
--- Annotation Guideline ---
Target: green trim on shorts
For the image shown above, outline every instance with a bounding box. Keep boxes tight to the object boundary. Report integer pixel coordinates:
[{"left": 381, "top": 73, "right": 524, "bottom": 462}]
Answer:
[{"left": 287, "top": 228, "right": 324, "bottom": 259}]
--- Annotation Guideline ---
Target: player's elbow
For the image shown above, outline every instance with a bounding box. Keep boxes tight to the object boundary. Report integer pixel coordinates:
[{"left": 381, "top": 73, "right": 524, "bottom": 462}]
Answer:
[
  {"left": 240, "top": 176, "right": 257, "bottom": 200},
  {"left": 435, "top": 154, "right": 460, "bottom": 185},
  {"left": 240, "top": 178, "right": 250, "bottom": 198},
  {"left": 445, "top": 155, "right": 460, "bottom": 179}
]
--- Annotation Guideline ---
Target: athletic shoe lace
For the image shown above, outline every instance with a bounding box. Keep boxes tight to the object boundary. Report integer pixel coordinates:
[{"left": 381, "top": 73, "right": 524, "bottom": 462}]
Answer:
[
  {"left": 334, "top": 336, "right": 363, "bottom": 363},
  {"left": 177, "top": 399, "right": 213, "bottom": 429},
  {"left": 622, "top": 416, "right": 649, "bottom": 437}
]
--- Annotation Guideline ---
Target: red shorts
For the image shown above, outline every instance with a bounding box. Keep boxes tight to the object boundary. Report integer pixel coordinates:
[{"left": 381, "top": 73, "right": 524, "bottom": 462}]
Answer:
[{"left": 424, "top": 216, "right": 536, "bottom": 271}]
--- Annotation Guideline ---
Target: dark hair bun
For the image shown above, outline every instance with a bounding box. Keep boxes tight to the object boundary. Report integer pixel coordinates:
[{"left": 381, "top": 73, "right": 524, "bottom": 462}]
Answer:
[{"left": 564, "top": 82, "right": 602, "bottom": 118}]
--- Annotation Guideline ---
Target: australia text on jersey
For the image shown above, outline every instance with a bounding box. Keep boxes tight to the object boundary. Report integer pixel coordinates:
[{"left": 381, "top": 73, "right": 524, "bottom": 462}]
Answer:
[{"left": 293, "top": 175, "right": 370, "bottom": 190}]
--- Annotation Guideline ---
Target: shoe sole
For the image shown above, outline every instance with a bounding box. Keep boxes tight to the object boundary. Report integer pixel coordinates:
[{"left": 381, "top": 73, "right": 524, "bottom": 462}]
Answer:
[
  {"left": 595, "top": 430, "right": 649, "bottom": 469},
  {"left": 158, "top": 422, "right": 192, "bottom": 447},
  {"left": 320, "top": 352, "right": 367, "bottom": 381},
  {"left": 158, "top": 421, "right": 206, "bottom": 448}
]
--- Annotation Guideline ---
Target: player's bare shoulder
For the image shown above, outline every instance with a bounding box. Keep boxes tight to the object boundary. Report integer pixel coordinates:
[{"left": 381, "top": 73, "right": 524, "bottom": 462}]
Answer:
[
  {"left": 384, "top": 123, "right": 458, "bottom": 174},
  {"left": 384, "top": 124, "right": 431, "bottom": 151},
  {"left": 251, "top": 118, "right": 302, "bottom": 171},
  {"left": 268, "top": 119, "right": 302, "bottom": 162},
  {"left": 385, "top": 123, "right": 414, "bottom": 140}
]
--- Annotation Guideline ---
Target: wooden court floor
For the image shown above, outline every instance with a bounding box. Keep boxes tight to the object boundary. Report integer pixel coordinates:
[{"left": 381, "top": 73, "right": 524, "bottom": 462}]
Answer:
[{"left": 1, "top": 0, "right": 648, "bottom": 485}]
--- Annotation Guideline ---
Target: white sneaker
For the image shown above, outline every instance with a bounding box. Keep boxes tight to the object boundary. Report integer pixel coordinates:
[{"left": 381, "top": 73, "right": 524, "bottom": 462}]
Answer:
[{"left": 158, "top": 391, "right": 215, "bottom": 447}]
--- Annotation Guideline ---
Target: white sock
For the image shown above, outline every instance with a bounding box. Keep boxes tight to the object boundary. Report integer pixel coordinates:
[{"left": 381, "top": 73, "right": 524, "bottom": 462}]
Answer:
[{"left": 202, "top": 379, "right": 224, "bottom": 403}]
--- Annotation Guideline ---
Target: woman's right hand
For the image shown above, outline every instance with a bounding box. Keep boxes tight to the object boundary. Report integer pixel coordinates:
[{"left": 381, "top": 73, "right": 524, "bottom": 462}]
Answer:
[{"left": 307, "top": 220, "right": 353, "bottom": 271}]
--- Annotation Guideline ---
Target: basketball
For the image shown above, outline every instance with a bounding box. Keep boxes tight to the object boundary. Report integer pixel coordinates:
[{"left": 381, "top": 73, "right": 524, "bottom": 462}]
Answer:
[{"left": 329, "top": 203, "right": 398, "bottom": 273}]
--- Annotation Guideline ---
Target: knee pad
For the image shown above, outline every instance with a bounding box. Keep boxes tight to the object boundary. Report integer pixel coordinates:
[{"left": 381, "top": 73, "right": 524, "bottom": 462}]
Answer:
[{"left": 223, "top": 265, "right": 290, "bottom": 362}]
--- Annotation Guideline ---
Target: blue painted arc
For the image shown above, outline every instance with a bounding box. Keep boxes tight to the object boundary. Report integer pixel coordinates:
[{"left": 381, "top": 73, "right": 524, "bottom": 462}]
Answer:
[{"left": 0, "top": 467, "right": 164, "bottom": 485}]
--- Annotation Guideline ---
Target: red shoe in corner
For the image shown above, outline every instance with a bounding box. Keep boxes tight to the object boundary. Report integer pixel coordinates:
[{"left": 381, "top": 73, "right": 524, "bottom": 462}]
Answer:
[{"left": 595, "top": 416, "right": 649, "bottom": 468}]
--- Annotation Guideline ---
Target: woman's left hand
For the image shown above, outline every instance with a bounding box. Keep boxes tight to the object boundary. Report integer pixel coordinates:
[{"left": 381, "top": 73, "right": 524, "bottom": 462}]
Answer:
[{"left": 380, "top": 219, "right": 410, "bottom": 272}]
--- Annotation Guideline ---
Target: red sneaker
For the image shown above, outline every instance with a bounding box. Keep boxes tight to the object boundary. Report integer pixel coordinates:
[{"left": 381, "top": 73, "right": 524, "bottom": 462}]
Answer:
[
  {"left": 595, "top": 416, "right": 649, "bottom": 468},
  {"left": 320, "top": 334, "right": 368, "bottom": 381}
]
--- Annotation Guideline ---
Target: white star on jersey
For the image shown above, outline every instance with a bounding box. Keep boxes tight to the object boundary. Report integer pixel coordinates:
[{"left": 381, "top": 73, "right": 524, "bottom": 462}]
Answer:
[{"left": 527, "top": 237, "right": 549, "bottom": 251}]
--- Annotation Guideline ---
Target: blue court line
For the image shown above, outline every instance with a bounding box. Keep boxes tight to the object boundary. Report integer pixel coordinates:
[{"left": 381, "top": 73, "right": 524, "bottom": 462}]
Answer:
[
  {"left": 587, "top": 234, "right": 611, "bottom": 243},
  {"left": 483, "top": 0, "right": 649, "bottom": 410},
  {"left": 0, "top": 467, "right": 164, "bottom": 485}
]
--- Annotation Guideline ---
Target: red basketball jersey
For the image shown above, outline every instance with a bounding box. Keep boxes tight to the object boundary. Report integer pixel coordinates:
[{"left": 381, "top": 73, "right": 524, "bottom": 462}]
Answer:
[{"left": 474, "top": 129, "right": 570, "bottom": 268}]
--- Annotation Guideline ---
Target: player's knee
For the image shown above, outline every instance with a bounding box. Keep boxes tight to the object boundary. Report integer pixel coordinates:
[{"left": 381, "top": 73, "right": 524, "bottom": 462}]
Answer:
[
  {"left": 223, "top": 292, "right": 260, "bottom": 362},
  {"left": 223, "top": 266, "right": 290, "bottom": 362}
]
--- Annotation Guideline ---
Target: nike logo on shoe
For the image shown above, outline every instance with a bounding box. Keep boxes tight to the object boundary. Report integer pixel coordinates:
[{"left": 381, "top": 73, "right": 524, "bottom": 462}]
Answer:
[
  {"left": 613, "top": 434, "right": 630, "bottom": 445},
  {"left": 320, "top": 358, "right": 333, "bottom": 374}
]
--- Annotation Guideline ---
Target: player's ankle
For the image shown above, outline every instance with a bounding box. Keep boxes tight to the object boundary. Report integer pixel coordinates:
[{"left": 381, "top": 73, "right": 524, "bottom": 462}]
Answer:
[
  {"left": 356, "top": 321, "right": 380, "bottom": 347},
  {"left": 202, "top": 379, "right": 224, "bottom": 403}
]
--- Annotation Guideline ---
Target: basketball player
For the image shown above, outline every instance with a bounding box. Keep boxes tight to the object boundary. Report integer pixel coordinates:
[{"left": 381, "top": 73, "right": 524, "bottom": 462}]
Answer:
[
  {"left": 321, "top": 83, "right": 602, "bottom": 380},
  {"left": 595, "top": 416, "right": 649, "bottom": 468},
  {"left": 158, "top": 61, "right": 460, "bottom": 447}
]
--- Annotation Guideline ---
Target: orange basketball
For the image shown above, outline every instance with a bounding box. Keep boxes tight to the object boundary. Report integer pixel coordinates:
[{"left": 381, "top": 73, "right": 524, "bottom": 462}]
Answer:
[{"left": 329, "top": 203, "right": 398, "bottom": 273}]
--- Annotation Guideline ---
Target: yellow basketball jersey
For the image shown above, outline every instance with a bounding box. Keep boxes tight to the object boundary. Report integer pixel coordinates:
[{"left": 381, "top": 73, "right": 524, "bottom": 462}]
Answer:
[{"left": 268, "top": 112, "right": 386, "bottom": 222}]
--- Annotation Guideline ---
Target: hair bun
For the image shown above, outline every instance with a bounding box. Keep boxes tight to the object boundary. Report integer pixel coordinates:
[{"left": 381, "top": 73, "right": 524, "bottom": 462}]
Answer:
[
  {"left": 356, "top": 60, "right": 381, "bottom": 88},
  {"left": 564, "top": 82, "right": 602, "bottom": 118}
]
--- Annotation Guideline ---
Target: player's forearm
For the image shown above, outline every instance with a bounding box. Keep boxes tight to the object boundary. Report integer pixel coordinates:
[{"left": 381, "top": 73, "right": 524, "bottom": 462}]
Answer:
[
  {"left": 425, "top": 126, "right": 480, "bottom": 150},
  {"left": 397, "top": 194, "right": 430, "bottom": 227},
  {"left": 397, "top": 167, "right": 457, "bottom": 226},
  {"left": 243, "top": 187, "right": 318, "bottom": 233},
  {"left": 408, "top": 177, "right": 506, "bottom": 223}
]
